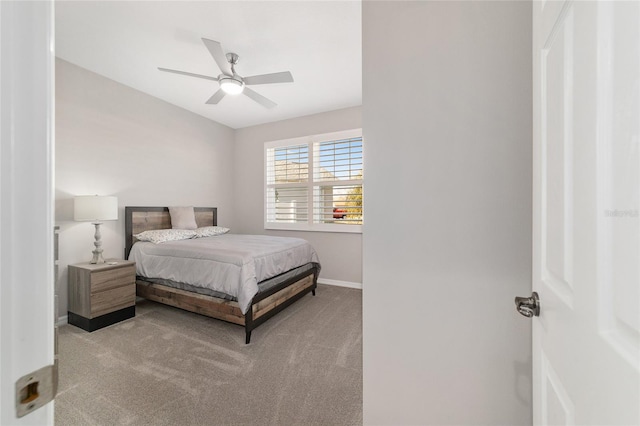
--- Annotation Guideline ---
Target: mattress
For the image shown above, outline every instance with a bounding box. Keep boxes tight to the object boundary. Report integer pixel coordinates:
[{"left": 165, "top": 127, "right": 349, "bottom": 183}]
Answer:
[{"left": 128, "top": 234, "right": 320, "bottom": 313}]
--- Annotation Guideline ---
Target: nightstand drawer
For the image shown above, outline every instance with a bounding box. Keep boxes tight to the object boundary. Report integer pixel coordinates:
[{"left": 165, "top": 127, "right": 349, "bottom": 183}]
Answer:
[
  {"left": 90, "top": 284, "right": 135, "bottom": 318},
  {"left": 91, "top": 264, "right": 135, "bottom": 293}
]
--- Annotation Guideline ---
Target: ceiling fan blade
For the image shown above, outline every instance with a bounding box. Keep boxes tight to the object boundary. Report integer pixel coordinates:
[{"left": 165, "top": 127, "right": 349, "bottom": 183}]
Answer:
[
  {"left": 243, "top": 71, "right": 294, "bottom": 86},
  {"left": 243, "top": 87, "right": 277, "bottom": 109},
  {"left": 206, "top": 89, "right": 226, "bottom": 105},
  {"left": 201, "top": 38, "right": 233, "bottom": 76},
  {"left": 158, "top": 67, "right": 218, "bottom": 81}
]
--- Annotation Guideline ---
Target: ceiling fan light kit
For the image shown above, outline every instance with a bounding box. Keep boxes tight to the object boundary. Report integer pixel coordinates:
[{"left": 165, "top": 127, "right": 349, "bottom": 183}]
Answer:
[
  {"left": 219, "top": 77, "right": 244, "bottom": 95},
  {"left": 158, "top": 38, "right": 293, "bottom": 108}
]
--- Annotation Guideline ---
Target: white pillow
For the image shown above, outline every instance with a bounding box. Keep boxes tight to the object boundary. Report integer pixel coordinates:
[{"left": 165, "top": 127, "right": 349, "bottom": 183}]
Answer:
[
  {"left": 169, "top": 206, "right": 198, "bottom": 230},
  {"left": 134, "top": 229, "right": 196, "bottom": 244},
  {"left": 194, "top": 226, "right": 230, "bottom": 238}
]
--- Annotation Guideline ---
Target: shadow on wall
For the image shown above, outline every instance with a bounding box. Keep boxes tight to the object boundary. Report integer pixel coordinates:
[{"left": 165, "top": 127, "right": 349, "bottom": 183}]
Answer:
[{"left": 56, "top": 195, "right": 74, "bottom": 221}]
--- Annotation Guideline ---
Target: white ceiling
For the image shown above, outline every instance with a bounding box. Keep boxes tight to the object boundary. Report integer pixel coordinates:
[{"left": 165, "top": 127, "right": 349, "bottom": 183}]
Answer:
[{"left": 55, "top": 1, "right": 362, "bottom": 129}]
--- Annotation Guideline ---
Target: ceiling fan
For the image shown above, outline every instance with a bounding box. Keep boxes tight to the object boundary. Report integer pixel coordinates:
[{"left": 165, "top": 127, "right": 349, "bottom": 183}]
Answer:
[{"left": 158, "top": 38, "right": 293, "bottom": 109}]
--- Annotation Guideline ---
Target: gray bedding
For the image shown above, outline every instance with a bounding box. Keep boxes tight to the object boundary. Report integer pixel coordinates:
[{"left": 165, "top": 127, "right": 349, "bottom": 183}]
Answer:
[{"left": 128, "top": 234, "right": 320, "bottom": 313}]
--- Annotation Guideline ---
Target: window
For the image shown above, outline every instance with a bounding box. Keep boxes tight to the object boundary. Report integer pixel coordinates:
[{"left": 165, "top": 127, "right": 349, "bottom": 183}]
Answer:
[{"left": 265, "top": 129, "right": 363, "bottom": 233}]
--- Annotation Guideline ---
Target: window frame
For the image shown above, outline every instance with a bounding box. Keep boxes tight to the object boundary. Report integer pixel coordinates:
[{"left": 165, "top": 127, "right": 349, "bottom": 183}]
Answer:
[{"left": 264, "top": 128, "right": 363, "bottom": 233}]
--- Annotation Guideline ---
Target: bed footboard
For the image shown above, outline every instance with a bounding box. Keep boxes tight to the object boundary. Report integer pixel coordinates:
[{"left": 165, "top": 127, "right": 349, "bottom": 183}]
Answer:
[
  {"left": 245, "top": 270, "right": 317, "bottom": 343},
  {"left": 136, "top": 281, "right": 246, "bottom": 325},
  {"left": 136, "top": 265, "right": 319, "bottom": 344}
]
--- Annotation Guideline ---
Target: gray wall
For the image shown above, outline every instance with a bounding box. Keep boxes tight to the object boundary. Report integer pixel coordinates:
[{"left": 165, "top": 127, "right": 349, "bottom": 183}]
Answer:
[
  {"left": 234, "top": 106, "right": 362, "bottom": 285},
  {"left": 362, "top": 2, "right": 533, "bottom": 424},
  {"left": 55, "top": 59, "right": 236, "bottom": 319}
]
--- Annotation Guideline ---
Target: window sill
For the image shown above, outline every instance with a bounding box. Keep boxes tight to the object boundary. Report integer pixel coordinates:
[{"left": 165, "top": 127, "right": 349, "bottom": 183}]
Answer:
[{"left": 264, "top": 223, "right": 362, "bottom": 234}]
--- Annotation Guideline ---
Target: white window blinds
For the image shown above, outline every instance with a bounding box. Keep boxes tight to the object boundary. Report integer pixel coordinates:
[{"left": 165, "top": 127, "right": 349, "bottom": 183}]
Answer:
[
  {"left": 265, "top": 130, "right": 363, "bottom": 232},
  {"left": 313, "top": 137, "right": 363, "bottom": 225},
  {"left": 265, "top": 144, "right": 309, "bottom": 224}
]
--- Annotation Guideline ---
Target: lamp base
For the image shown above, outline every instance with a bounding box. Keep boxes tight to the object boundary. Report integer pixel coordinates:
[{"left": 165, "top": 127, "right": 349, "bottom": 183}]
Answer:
[
  {"left": 90, "top": 222, "right": 105, "bottom": 264},
  {"left": 90, "top": 249, "right": 105, "bottom": 264}
]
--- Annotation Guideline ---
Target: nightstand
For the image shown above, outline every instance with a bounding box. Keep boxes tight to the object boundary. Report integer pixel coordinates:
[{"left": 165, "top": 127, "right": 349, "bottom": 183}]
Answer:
[{"left": 68, "top": 259, "right": 136, "bottom": 331}]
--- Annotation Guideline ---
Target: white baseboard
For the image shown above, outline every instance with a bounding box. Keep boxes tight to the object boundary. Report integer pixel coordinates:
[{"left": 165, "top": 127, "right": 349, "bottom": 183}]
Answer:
[
  {"left": 56, "top": 315, "right": 68, "bottom": 326},
  {"left": 317, "top": 278, "right": 362, "bottom": 290}
]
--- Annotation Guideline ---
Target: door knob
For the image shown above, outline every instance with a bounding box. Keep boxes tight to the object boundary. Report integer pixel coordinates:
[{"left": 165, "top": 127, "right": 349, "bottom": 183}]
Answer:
[{"left": 515, "top": 292, "right": 540, "bottom": 318}]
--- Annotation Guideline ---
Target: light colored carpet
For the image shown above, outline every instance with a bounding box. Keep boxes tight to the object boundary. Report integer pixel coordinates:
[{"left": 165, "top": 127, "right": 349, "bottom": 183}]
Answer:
[{"left": 55, "top": 284, "right": 362, "bottom": 426}]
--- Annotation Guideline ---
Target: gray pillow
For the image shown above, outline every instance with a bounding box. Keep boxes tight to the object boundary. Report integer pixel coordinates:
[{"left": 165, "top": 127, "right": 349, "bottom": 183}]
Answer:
[{"left": 169, "top": 206, "right": 198, "bottom": 230}]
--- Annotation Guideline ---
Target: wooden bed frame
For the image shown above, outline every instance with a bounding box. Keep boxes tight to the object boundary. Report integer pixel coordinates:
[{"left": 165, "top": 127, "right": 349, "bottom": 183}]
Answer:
[{"left": 124, "top": 206, "right": 319, "bottom": 344}]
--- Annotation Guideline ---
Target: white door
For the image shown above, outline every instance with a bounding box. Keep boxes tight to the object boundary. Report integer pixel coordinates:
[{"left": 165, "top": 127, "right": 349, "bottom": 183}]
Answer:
[
  {"left": 532, "top": 0, "right": 640, "bottom": 424},
  {"left": 0, "top": 1, "right": 55, "bottom": 424}
]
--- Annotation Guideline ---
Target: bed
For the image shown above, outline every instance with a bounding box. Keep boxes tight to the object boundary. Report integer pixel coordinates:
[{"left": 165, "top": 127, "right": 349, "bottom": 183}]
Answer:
[{"left": 124, "top": 206, "right": 320, "bottom": 344}]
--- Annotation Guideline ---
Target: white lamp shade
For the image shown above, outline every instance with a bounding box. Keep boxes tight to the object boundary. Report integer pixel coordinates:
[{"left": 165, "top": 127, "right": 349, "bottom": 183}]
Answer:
[{"left": 74, "top": 196, "right": 118, "bottom": 221}]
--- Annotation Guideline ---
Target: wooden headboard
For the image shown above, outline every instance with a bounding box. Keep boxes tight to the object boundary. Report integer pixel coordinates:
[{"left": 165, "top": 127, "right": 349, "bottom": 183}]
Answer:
[{"left": 124, "top": 206, "right": 217, "bottom": 259}]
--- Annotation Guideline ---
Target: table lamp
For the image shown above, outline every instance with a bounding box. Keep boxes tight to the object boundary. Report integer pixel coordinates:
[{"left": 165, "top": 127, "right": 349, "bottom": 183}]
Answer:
[{"left": 74, "top": 195, "right": 118, "bottom": 264}]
